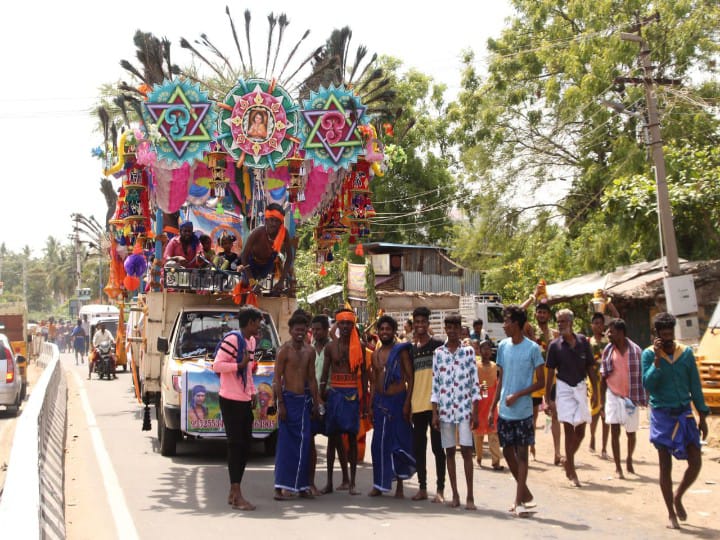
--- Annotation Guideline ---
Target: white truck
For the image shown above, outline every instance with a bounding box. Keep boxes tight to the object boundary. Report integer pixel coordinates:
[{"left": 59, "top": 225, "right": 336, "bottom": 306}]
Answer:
[
  {"left": 128, "top": 286, "right": 296, "bottom": 457},
  {"left": 376, "top": 291, "right": 504, "bottom": 343}
]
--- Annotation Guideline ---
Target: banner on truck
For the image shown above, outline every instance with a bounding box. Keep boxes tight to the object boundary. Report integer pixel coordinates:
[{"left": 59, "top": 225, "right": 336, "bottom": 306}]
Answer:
[{"left": 182, "top": 365, "right": 225, "bottom": 436}]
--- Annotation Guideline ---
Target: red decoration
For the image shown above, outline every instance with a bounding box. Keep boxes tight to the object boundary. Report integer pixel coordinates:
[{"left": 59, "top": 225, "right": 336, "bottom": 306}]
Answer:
[
  {"left": 382, "top": 123, "right": 394, "bottom": 137},
  {"left": 319, "top": 265, "right": 328, "bottom": 276},
  {"left": 355, "top": 243, "right": 364, "bottom": 256},
  {"left": 123, "top": 275, "right": 141, "bottom": 291}
]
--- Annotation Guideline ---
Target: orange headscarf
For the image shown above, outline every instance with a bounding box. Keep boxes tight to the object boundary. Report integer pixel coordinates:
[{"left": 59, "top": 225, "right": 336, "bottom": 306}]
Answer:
[
  {"left": 265, "top": 209, "right": 287, "bottom": 253},
  {"left": 336, "top": 311, "right": 363, "bottom": 372}
]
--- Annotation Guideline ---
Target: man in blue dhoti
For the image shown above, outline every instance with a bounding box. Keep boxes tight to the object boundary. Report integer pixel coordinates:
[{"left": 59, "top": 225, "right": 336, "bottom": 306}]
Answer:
[
  {"left": 368, "top": 316, "right": 415, "bottom": 497},
  {"left": 642, "top": 312, "right": 710, "bottom": 530},
  {"left": 273, "top": 312, "right": 320, "bottom": 500}
]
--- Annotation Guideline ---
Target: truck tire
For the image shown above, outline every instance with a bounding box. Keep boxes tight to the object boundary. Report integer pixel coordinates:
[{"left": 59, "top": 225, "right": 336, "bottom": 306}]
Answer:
[
  {"left": 158, "top": 405, "right": 180, "bottom": 457},
  {"left": 263, "top": 432, "right": 278, "bottom": 456}
]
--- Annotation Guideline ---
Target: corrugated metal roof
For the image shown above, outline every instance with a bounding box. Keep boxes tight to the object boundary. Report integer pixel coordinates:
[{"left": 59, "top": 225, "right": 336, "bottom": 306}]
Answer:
[{"left": 364, "top": 242, "right": 446, "bottom": 251}]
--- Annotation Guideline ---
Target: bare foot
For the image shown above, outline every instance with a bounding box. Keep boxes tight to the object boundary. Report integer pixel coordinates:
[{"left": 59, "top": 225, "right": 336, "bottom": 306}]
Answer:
[
  {"left": 476, "top": 460, "right": 482, "bottom": 467},
  {"left": 530, "top": 446, "right": 536, "bottom": 460},
  {"left": 466, "top": 498, "right": 476, "bottom": 510},
  {"left": 349, "top": 485, "right": 361, "bottom": 496},
  {"left": 394, "top": 484, "right": 404, "bottom": 499},
  {"left": 310, "top": 485, "right": 321, "bottom": 497},
  {"left": 432, "top": 492, "right": 445, "bottom": 504},
  {"left": 667, "top": 515, "right": 681, "bottom": 529},
  {"left": 412, "top": 489, "right": 428, "bottom": 501},
  {"left": 232, "top": 497, "right": 256, "bottom": 511},
  {"left": 568, "top": 477, "right": 582, "bottom": 488},
  {"left": 299, "top": 490, "right": 315, "bottom": 499},
  {"left": 614, "top": 469, "right": 625, "bottom": 480},
  {"left": 626, "top": 459, "right": 635, "bottom": 474},
  {"left": 447, "top": 496, "right": 460, "bottom": 508},
  {"left": 674, "top": 496, "right": 687, "bottom": 521},
  {"left": 320, "top": 484, "right": 333, "bottom": 495},
  {"left": 554, "top": 455, "right": 564, "bottom": 466},
  {"left": 601, "top": 450, "right": 609, "bottom": 460},
  {"left": 368, "top": 488, "right": 383, "bottom": 497},
  {"left": 589, "top": 440, "right": 596, "bottom": 453},
  {"left": 337, "top": 481, "right": 350, "bottom": 491}
]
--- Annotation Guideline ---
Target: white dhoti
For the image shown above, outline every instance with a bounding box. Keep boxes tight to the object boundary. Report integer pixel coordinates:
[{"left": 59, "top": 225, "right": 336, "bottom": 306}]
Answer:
[{"left": 556, "top": 379, "right": 591, "bottom": 427}]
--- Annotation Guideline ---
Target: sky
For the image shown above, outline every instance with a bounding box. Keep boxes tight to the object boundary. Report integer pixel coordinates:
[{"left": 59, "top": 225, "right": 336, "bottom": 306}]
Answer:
[{"left": 0, "top": 0, "right": 513, "bottom": 255}]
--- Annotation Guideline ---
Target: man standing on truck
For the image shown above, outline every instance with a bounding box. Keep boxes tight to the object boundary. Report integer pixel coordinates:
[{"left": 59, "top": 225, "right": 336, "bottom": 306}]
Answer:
[
  {"left": 368, "top": 315, "right": 415, "bottom": 497},
  {"left": 409, "top": 306, "right": 446, "bottom": 502},
  {"left": 273, "top": 312, "right": 320, "bottom": 500},
  {"left": 240, "top": 203, "right": 294, "bottom": 295},
  {"left": 320, "top": 308, "right": 367, "bottom": 496},
  {"left": 641, "top": 312, "right": 710, "bottom": 530}
]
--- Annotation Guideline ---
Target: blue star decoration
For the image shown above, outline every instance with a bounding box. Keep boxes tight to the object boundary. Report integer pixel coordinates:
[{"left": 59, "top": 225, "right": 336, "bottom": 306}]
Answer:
[
  {"left": 300, "top": 85, "right": 369, "bottom": 171},
  {"left": 142, "top": 79, "right": 217, "bottom": 166}
]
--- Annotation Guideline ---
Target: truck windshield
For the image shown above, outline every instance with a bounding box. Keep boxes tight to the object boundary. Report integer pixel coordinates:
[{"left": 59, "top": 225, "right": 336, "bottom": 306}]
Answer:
[
  {"left": 487, "top": 307, "right": 504, "bottom": 324},
  {"left": 174, "top": 311, "right": 279, "bottom": 360}
]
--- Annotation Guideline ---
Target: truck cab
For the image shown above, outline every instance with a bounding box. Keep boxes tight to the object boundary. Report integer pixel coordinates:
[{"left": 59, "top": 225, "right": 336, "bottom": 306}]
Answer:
[{"left": 131, "top": 288, "right": 296, "bottom": 457}]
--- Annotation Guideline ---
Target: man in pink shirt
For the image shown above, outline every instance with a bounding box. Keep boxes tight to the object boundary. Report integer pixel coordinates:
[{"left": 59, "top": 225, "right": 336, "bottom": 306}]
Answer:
[
  {"left": 163, "top": 220, "right": 204, "bottom": 268},
  {"left": 600, "top": 318, "right": 647, "bottom": 479},
  {"left": 213, "top": 307, "right": 262, "bottom": 510}
]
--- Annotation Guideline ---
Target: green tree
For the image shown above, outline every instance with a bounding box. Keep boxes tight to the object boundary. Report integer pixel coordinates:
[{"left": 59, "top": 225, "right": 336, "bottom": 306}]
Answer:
[{"left": 449, "top": 0, "right": 720, "bottom": 283}]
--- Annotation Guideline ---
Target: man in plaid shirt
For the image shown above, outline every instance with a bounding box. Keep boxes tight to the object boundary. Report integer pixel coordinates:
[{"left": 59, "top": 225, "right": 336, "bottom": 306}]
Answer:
[{"left": 600, "top": 318, "right": 647, "bottom": 479}]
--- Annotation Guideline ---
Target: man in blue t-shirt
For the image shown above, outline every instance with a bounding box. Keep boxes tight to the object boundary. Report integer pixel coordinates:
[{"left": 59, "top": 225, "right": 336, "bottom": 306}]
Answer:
[{"left": 489, "top": 305, "right": 545, "bottom": 517}]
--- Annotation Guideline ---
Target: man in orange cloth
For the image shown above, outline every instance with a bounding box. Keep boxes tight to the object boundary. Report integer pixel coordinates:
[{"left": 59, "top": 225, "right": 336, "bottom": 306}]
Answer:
[
  {"left": 320, "top": 309, "right": 368, "bottom": 495},
  {"left": 240, "top": 203, "right": 293, "bottom": 294},
  {"left": 473, "top": 340, "right": 503, "bottom": 470}
]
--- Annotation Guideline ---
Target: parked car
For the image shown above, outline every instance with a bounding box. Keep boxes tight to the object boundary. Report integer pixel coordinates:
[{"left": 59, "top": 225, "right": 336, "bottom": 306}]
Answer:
[{"left": 0, "top": 333, "right": 25, "bottom": 414}]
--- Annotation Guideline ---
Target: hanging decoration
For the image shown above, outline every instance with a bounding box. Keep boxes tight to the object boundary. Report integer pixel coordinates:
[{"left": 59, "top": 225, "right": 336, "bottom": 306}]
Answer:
[
  {"left": 300, "top": 85, "right": 369, "bottom": 171},
  {"left": 142, "top": 79, "right": 217, "bottom": 166},
  {"left": 343, "top": 160, "right": 375, "bottom": 244},
  {"left": 217, "top": 78, "right": 300, "bottom": 169}
]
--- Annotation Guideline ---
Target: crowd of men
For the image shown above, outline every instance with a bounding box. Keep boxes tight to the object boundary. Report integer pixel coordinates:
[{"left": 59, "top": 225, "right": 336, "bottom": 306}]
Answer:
[{"left": 216, "top": 301, "right": 710, "bottom": 530}]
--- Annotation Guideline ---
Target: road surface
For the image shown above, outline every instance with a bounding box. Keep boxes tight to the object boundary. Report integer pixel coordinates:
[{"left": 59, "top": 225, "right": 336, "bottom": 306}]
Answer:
[{"left": 60, "top": 351, "right": 719, "bottom": 539}]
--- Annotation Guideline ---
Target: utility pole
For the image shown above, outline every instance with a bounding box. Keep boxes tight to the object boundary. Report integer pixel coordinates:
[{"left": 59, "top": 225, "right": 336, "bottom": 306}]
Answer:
[
  {"left": 73, "top": 214, "right": 82, "bottom": 294},
  {"left": 617, "top": 13, "right": 682, "bottom": 276}
]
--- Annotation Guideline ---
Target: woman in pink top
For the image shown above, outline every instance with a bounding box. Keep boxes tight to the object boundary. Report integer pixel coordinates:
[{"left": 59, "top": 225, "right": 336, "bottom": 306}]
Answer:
[{"left": 213, "top": 307, "right": 262, "bottom": 510}]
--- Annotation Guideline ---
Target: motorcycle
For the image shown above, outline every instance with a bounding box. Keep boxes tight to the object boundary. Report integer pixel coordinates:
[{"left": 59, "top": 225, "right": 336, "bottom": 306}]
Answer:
[{"left": 94, "top": 340, "right": 117, "bottom": 380}]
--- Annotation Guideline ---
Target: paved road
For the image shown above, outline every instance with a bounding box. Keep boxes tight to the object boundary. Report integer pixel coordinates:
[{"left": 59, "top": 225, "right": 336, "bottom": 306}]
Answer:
[
  {"left": 0, "top": 361, "right": 42, "bottom": 494},
  {"left": 62, "top": 351, "right": 719, "bottom": 540}
]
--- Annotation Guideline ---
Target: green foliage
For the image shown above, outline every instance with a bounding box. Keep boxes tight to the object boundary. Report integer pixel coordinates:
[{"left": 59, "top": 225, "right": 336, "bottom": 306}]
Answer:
[{"left": 449, "top": 0, "right": 720, "bottom": 294}]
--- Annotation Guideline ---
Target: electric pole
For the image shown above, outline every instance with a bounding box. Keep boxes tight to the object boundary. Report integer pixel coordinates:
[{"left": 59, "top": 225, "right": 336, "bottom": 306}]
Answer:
[{"left": 616, "top": 13, "right": 682, "bottom": 276}]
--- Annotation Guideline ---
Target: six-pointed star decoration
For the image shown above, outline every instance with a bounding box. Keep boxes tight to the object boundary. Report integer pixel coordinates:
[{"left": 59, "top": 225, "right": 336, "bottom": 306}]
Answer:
[
  {"left": 144, "top": 84, "right": 212, "bottom": 158},
  {"left": 301, "top": 92, "right": 366, "bottom": 165}
]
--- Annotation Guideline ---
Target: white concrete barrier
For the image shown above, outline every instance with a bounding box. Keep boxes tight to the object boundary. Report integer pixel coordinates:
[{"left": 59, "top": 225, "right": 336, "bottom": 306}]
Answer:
[{"left": 0, "top": 342, "right": 66, "bottom": 539}]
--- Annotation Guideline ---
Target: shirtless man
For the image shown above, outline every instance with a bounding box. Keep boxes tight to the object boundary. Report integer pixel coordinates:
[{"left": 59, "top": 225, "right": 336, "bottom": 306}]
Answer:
[
  {"left": 368, "top": 316, "right": 414, "bottom": 498},
  {"left": 321, "top": 309, "right": 368, "bottom": 495},
  {"left": 240, "top": 203, "right": 293, "bottom": 294},
  {"left": 308, "top": 315, "right": 349, "bottom": 495},
  {"left": 273, "top": 312, "right": 320, "bottom": 499}
]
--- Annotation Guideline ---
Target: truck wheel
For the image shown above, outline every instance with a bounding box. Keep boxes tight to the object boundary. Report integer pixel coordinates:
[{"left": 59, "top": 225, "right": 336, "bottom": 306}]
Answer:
[
  {"left": 263, "top": 432, "right": 278, "bottom": 456},
  {"left": 158, "top": 406, "right": 179, "bottom": 457}
]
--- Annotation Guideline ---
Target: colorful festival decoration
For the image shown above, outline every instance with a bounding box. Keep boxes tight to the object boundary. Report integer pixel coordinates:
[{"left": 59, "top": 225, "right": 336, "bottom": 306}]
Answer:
[
  {"left": 217, "top": 78, "right": 300, "bottom": 169},
  {"left": 300, "top": 85, "right": 369, "bottom": 171},
  {"left": 142, "top": 79, "right": 217, "bottom": 166}
]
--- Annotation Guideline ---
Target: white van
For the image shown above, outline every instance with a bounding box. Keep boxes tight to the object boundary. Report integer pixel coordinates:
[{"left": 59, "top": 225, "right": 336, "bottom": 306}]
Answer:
[{"left": 79, "top": 304, "right": 120, "bottom": 328}]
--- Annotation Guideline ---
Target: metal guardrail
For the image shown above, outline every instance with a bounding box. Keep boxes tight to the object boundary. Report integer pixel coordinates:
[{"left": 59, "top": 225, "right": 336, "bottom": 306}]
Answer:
[{"left": 0, "top": 342, "right": 66, "bottom": 539}]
